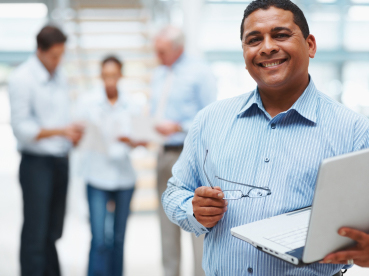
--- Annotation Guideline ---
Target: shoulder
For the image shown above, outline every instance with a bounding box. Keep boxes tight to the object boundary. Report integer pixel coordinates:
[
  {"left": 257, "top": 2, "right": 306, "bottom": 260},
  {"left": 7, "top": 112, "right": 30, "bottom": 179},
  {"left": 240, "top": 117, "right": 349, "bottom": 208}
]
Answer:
[
  {"left": 194, "top": 92, "right": 252, "bottom": 125},
  {"left": 8, "top": 59, "right": 33, "bottom": 85},
  {"left": 317, "top": 90, "right": 369, "bottom": 129}
]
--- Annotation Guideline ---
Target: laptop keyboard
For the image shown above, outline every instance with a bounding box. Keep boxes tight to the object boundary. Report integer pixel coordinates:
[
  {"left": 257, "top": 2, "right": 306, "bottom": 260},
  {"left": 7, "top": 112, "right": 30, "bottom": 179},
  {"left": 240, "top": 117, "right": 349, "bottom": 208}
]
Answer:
[{"left": 265, "top": 224, "right": 308, "bottom": 249}]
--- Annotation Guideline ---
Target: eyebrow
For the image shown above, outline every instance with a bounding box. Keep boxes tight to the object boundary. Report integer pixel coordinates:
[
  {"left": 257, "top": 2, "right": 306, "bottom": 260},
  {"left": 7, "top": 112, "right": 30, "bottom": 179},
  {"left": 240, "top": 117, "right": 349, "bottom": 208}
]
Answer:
[
  {"left": 244, "top": 30, "right": 261, "bottom": 40},
  {"left": 271, "top": 26, "right": 292, "bottom": 33},
  {"left": 244, "top": 27, "right": 293, "bottom": 40}
]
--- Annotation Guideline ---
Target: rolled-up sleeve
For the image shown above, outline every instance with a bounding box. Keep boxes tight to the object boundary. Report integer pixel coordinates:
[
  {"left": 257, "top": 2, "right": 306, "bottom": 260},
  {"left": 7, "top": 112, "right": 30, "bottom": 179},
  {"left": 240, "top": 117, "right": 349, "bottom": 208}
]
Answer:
[
  {"left": 161, "top": 114, "right": 209, "bottom": 236},
  {"left": 8, "top": 76, "right": 40, "bottom": 143}
]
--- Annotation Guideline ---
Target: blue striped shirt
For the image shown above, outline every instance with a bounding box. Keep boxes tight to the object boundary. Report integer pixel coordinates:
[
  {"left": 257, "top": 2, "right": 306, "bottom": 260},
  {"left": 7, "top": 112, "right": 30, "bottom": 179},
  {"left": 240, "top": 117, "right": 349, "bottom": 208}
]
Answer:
[
  {"left": 150, "top": 54, "right": 217, "bottom": 145},
  {"left": 162, "top": 79, "right": 369, "bottom": 276}
]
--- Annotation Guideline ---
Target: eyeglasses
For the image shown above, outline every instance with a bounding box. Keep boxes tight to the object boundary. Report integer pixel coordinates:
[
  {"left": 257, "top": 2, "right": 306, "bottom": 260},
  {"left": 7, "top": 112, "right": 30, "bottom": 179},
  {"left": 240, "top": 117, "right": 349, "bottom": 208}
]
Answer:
[{"left": 203, "top": 150, "right": 272, "bottom": 200}]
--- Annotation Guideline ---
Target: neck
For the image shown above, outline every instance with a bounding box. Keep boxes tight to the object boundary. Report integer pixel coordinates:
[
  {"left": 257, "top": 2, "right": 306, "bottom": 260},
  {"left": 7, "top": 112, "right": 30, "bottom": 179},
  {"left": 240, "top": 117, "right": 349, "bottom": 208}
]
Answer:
[
  {"left": 167, "top": 51, "right": 183, "bottom": 67},
  {"left": 107, "top": 90, "right": 118, "bottom": 105},
  {"left": 258, "top": 75, "right": 310, "bottom": 118},
  {"left": 36, "top": 53, "right": 54, "bottom": 75}
]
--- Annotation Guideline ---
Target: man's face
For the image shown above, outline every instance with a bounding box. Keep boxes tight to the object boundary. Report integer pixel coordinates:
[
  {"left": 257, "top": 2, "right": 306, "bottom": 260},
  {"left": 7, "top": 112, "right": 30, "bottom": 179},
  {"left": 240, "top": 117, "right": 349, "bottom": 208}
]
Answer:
[
  {"left": 241, "top": 7, "right": 316, "bottom": 91},
  {"left": 37, "top": 43, "right": 65, "bottom": 74},
  {"left": 101, "top": 61, "right": 122, "bottom": 97},
  {"left": 155, "top": 38, "right": 183, "bottom": 66}
]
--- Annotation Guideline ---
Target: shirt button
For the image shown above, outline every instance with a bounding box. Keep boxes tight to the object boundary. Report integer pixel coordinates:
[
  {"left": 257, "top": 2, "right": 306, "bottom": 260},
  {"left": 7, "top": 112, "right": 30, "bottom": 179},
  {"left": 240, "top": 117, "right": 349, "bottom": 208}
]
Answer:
[
  {"left": 264, "top": 158, "right": 270, "bottom": 163},
  {"left": 271, "top": 123, "right": 276, "bottom": 129},
  {"left": 248, "top": 267, "right": 253, "bottom": 273}
]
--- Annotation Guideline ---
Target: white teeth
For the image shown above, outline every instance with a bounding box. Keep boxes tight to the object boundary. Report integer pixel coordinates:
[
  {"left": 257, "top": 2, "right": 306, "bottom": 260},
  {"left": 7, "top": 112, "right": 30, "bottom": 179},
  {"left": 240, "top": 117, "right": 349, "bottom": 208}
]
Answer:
[{"left": 262, "top": 61, "right": 283, "bottom": 67}]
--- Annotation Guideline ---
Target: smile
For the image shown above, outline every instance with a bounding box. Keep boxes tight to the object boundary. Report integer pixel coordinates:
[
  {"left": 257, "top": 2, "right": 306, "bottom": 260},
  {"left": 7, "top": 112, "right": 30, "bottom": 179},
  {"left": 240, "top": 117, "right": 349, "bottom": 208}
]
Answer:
[{"left": 259, "top": 59, "right": 287, "bottom": 68}]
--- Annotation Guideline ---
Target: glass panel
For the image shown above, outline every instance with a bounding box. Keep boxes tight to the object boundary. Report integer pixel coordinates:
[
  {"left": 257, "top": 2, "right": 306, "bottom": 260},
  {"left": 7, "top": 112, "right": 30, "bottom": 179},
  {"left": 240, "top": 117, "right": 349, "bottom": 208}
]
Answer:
[
  {"left": 248, "top": 188, "right": 269, "bottom": 198},
  {"left": 223, "top": 190, "right": 243, "bottom": 200}
]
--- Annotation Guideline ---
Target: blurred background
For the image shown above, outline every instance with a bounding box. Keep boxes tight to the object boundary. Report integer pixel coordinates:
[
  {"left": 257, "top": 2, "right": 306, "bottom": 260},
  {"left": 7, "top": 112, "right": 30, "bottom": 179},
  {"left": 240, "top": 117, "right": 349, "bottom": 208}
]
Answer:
[{"left": 1, "top": 0, "right": 369, "bottom": 275}]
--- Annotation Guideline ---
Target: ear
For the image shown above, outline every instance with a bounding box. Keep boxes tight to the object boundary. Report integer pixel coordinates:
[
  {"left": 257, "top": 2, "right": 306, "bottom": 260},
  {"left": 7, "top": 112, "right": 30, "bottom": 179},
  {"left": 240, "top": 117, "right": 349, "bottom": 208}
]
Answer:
[
  {"left": 306, "top": 34, "right": 317, "bottom": 59},
  {"left": 242, "top": 44, "right": 248, "bottom": 71}
]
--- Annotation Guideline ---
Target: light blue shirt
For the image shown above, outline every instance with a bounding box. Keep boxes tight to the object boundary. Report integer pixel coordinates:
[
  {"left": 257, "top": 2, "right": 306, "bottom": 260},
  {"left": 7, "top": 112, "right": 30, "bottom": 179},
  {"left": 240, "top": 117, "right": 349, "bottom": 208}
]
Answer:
[
  {"left": 76, "top": 89, "right": 137, "bottom": 191},
  {"left": 8, "top": 55, "right": 71, "bottom": 156},
  {"left": 150, "top": 54, "right": 217, "bottom": 145},
  {"left": 162, "top": 79, "right": 369, "bottom": 275}
]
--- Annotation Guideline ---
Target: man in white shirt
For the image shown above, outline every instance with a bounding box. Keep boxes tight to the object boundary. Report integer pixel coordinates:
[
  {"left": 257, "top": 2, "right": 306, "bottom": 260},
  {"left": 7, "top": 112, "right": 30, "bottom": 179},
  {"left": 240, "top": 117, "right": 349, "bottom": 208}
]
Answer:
[{"left": 8, "top": 25, "right": 83, "bottom": 276}]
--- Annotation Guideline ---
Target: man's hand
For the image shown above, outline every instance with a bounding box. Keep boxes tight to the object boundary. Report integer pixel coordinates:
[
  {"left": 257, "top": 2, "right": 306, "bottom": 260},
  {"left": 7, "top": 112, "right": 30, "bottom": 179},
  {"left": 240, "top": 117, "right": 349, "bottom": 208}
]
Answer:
[
  {"left": 155, "top": 121, "right": 182, "bottom": 136},
  {"left": 63, "top": 123, "right": 84, "bottom": 145},
  {"left": 321, "top": 227, "right": 369, "bottom": 267},
  {"left": 118, "top": 136, "right": 147, "bottom": 147},
  {"left": 192, "top": 186, "right": 228, "bottom": 228}
]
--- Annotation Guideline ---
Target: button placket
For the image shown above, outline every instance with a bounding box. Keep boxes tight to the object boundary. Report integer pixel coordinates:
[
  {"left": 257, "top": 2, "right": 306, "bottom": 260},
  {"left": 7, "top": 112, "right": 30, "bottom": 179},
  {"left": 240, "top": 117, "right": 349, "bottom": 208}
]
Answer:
[{"left": 256, "top": 122, "right": 276, "bottom": 189}]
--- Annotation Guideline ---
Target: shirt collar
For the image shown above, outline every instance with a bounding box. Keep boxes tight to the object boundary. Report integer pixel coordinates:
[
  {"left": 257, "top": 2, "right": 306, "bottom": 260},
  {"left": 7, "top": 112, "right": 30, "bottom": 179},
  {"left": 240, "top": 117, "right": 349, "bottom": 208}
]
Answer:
[
  {"left": 29, "top": 54, "right": 61, "bottom": 84},
  {"left": 238, "top": 77, "right": 318, "bottom": 124},
  {"left": 288, "top": 78, "right": 317, "bottom": 123},
  {"left": 98, "top": 87, "right": 127, "bottom": 109}
]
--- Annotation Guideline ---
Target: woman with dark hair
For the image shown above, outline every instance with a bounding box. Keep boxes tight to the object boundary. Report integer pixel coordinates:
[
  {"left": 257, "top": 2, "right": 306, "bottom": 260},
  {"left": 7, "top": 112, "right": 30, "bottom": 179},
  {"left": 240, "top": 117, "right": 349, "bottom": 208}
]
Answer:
[{"left": 77, "top": 56, "right": 143, "bottom": 276}]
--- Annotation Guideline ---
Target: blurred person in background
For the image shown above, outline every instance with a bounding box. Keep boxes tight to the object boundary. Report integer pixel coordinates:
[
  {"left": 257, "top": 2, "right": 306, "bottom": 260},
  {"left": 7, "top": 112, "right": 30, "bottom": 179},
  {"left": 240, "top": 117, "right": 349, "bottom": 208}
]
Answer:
[
  {"left": 151, "top": 26, "right": 218, "bottom": 276},
  {"left": 8, "top": 25, "right": 83, "bottom": 276},
  {"left": 76, "top": 56, "right": 144, "bottom": 276}
]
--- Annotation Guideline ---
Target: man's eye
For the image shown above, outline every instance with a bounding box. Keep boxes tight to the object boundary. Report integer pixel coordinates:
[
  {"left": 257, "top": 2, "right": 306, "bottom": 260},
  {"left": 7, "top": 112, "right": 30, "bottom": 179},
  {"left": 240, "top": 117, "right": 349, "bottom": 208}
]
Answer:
[
  {"left": 247, "top": 38, "right": 261, "bottom": 44},
  {"left": 276, "top": 34, "right": 289, "bottom": 39}
]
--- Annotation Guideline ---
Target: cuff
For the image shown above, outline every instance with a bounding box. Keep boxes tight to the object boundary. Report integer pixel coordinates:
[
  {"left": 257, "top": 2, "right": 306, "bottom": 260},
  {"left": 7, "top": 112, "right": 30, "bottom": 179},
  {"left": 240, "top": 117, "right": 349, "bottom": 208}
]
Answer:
[
  {"left": 13, "top": 123, "right": 41, "bottom": 143},
  {"left": 186, "top": 197, "right": 209, "bottom": 237}
]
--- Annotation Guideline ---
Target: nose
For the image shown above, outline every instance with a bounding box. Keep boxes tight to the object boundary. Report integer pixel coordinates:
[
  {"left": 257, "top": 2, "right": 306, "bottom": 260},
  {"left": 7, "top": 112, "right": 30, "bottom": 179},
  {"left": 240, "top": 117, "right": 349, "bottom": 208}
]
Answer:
[{"left": 260, "top": 35, "right": 279, "bottom": 56}]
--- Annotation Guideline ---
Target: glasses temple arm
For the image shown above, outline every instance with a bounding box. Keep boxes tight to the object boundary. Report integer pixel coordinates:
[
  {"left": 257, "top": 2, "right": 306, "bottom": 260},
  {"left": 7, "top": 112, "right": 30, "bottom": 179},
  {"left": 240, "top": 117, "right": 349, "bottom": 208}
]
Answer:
[
  {"left": 203, "top": 150, "right": 214, "bottom": 189},
  {"left": 215, "top": 176, "right": 270, "bottom": 192}
]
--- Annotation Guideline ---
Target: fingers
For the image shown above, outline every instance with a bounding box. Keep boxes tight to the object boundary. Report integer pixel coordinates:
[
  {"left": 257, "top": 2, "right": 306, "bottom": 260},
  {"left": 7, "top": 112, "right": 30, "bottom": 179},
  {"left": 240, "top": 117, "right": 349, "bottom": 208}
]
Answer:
[
  {"left": 193, "top": 186, "right": 228, "bottom": 228},
  {"left": 195, "top": 186, "right": 224, "bottom": 199},
  {"left": 119, "top": 136, "right": 131, "bottom": 143},
  {"left": 322, "top": 249, "right": 363, "bottom": 264},
  {"left": 321, "top": 228, "right": 369, "bottom": 265},
  {"left": 339, "top": 227, "right": 369, "bottom": 246}
]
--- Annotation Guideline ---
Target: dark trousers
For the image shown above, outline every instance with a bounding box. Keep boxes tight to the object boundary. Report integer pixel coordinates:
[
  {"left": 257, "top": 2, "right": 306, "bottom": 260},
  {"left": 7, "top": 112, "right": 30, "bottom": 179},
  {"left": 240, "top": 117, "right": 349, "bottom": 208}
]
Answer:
[
  {"left": 19, "top": 153, "right": 69, "bottom": 276},
  {"left": 87, "top": 184, "right": 134, "bottom": 276}
]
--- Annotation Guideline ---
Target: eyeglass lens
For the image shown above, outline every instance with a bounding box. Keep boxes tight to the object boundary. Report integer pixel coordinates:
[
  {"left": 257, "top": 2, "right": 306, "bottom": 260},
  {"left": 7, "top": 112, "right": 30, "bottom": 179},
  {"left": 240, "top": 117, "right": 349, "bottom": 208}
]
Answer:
[
  {"left": 223, "top": 190, "right": 243, "bottom": 200},
  {"left": 248, "top": 188, "right": 270, "bottom": 198}
]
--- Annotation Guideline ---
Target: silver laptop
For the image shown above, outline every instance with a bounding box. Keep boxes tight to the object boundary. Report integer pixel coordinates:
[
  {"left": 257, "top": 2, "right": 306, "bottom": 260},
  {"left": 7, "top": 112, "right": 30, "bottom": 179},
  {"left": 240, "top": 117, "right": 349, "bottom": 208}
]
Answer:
[{"left": 231, "top": 148, "right": 369, "bottom": 266}]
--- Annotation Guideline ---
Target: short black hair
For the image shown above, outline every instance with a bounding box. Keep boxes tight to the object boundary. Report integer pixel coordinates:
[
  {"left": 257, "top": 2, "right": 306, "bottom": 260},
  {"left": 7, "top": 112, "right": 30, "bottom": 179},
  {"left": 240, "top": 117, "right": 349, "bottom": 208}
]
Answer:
[
  {"left": 240, "top": 0, "right": 310, "bottom": 41},
  {"left": 102, "top": 55, "right": 123, "bottom": 71},
  {"left": 37, "top": 25, "right": 67, "bottom": 51}
]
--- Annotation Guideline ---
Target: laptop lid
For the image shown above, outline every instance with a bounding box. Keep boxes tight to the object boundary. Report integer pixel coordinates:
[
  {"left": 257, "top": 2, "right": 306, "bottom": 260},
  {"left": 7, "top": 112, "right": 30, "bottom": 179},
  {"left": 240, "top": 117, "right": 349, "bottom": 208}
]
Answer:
[
  {"left": 303, "top": 148, "right": 369, "bottom": 263},
  {"left": 231, "top": 148, "right": 369, "bottom": 265}
]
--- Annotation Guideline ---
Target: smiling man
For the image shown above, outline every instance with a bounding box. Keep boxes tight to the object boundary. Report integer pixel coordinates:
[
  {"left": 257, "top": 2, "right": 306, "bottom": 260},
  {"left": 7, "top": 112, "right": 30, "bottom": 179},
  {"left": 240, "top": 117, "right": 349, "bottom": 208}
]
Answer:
[{"left": 161, "top": 0, "right": 369, "bottom": 275}]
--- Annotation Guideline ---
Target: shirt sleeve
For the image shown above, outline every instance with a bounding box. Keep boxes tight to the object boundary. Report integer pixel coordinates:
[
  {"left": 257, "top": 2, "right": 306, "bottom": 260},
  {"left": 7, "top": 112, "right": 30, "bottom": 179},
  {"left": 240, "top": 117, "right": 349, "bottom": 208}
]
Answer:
[
  {"left": 179, "top": 66, "right": 218, "bottom": 133},
  {"left": 353, "top": 118, "right": 369, "bottom": 151},
  {"left": 8, "top": 75, "right": 41, "bottom": 144},
  {"left": 162, "top": 114, "right": 209, "bottom": 237}
]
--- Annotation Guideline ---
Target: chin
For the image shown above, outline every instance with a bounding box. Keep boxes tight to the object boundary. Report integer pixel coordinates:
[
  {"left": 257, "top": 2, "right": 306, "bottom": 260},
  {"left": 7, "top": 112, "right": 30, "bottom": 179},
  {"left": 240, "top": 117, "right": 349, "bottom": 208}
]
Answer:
[{"left": 259, "top": 74, "right": 289, "bottom": 88}]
